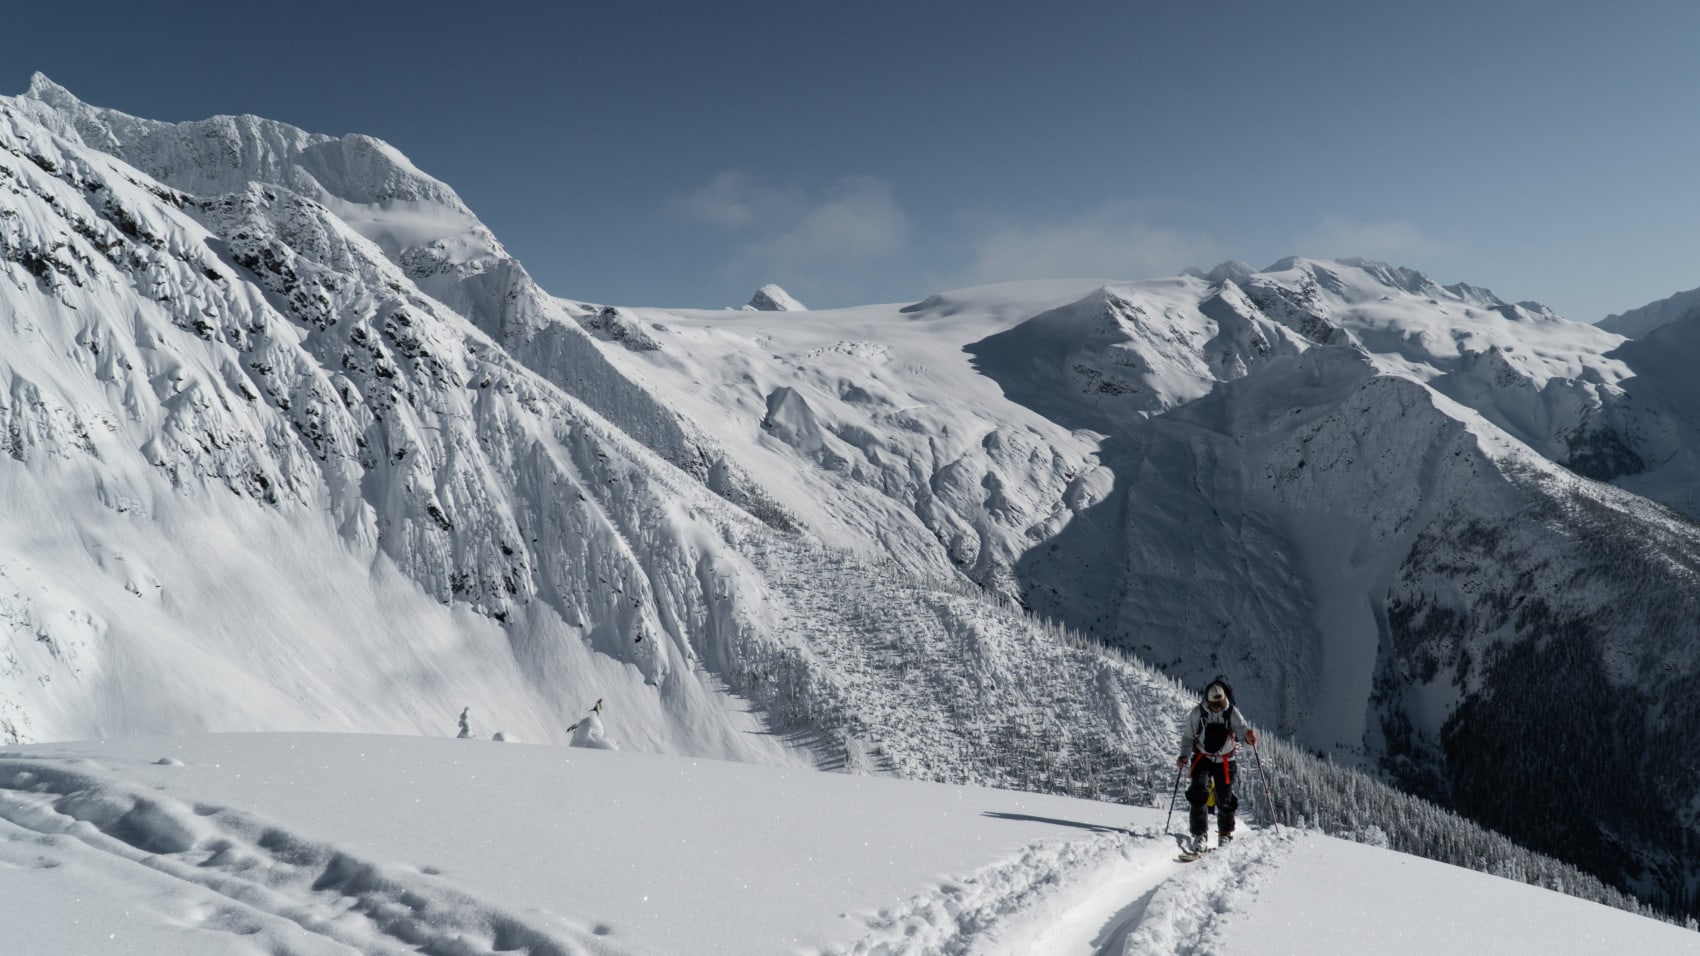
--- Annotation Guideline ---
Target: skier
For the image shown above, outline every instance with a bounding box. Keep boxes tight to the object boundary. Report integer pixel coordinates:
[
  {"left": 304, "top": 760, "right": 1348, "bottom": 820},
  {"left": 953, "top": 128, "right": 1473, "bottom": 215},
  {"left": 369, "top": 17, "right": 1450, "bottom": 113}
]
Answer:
[
  {"left": 566, "top": 698, "right": 603, "bottom": 732},
  {"left": 568, "top": 698, "right": 617, "bottom": 750},
  {"left": 1176, "top": 678, "right": 1256, "bottom": 857}
]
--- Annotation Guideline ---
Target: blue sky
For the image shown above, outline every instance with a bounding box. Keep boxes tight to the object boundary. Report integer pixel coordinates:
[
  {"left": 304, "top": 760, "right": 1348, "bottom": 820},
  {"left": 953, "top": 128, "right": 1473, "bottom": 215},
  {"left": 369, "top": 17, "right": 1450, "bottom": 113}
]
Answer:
[{"left": 6, "top": 1, "right": 1697, "bottom": 319}]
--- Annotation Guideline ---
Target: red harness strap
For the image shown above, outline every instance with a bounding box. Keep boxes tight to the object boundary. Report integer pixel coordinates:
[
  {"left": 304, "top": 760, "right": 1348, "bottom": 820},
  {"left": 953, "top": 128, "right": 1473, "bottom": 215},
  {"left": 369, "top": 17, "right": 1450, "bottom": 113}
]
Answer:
[{"left": 1191, "top": 741, "right": 1237, "bottom": 780}]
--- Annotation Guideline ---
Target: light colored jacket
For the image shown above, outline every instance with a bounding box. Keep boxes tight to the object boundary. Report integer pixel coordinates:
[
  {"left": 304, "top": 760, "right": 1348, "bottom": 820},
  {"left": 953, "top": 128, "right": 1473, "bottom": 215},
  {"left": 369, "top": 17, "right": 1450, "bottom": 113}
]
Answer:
[{"left": 1179, "top": 703, "right": 1251, "bottom": 760}]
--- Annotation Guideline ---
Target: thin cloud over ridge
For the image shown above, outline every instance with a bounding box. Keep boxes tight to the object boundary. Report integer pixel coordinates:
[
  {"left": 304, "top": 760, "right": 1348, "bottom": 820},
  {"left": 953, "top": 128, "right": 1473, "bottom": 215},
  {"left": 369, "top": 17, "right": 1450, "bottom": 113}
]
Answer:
[
  {"left": 670, "top": 171, "right": 802, "bottom": 230},
  {"left": 961, "top": 204, "right": 1221, "bottom": 285},
  {"left": 1295, "top": 216, "right": 1453, "bottom": 264},
  {"left": 667, "top": 179, "right": 1461, "bottom": 306},
  {"left": 670, "top": 172, "right": 907, "bottom": 296}
]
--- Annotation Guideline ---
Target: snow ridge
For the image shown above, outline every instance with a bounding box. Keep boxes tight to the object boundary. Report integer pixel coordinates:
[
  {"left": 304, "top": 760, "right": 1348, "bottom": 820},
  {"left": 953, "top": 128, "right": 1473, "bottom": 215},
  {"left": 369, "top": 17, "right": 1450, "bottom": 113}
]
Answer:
[
  {"left": 1599, "top": 283, "right": 1700, "bottom": 338},
  {"left": 0, "top": 753, "right": 626, "bottom": 955}
]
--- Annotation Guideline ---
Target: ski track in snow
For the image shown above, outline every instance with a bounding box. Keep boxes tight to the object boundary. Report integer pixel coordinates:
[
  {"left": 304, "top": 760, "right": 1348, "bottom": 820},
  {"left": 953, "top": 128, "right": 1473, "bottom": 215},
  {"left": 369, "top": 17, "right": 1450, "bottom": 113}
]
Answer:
[
  {"left": 827, "top": 825, "right": 1293, "bottom": 956},
  {"left": 0, "top": 742, "right": 1280, "bottom": 956},
  {"left": 0, "top": 755, "right": 628, "bottom": 956},
  {"left": 1115, "top": 830, "right": 1293, "bottom": 956}
]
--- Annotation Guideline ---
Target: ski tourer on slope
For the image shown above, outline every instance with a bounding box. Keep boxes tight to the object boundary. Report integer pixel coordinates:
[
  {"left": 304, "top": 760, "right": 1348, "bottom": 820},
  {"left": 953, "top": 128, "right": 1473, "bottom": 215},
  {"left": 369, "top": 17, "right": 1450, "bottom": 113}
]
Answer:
[{"left": 1176, "top": 678, "right": 1257, "bottom": 856}]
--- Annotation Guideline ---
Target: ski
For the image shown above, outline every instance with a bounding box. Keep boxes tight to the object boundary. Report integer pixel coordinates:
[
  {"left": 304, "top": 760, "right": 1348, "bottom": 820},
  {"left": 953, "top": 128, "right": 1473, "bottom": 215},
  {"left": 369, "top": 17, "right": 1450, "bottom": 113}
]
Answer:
[{"left": 1177, "top": 836, "right": 1234, "bottom": 862}]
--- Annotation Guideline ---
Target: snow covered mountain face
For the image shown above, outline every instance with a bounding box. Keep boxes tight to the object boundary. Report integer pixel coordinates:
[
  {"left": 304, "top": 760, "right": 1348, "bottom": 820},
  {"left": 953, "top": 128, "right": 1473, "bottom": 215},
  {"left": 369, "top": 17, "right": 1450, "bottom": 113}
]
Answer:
[
  {"left": 0, "top": 75, "right": 1180, "bottom": 804},
  {"left": 599, "top": 259, "right": 1700, "bottom": 912},
  {"left": 1598, "top": 283, "right": 1700, "bottom": 339},
  {"left": 6, "top": 74, "right": 1700, "bottom": 916},
  {"left": 0, "top": 77, "right": 803, "bottom": 761}
]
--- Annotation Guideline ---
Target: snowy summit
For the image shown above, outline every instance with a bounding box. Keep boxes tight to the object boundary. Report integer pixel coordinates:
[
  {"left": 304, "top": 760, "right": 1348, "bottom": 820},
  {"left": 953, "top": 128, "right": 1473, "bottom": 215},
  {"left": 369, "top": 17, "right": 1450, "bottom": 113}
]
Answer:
[{"left": 745, "top": 283, "right": 807, "bottom": 311}]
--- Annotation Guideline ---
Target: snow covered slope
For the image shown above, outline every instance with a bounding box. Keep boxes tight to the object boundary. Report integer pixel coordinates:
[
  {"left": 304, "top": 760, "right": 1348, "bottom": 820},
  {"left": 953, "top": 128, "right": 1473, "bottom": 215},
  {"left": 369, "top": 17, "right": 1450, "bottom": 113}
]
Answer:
[
  {"left": 10, "top": 73, "right": 789, "bottom": 525},
  {"left": 0, "top": 75, "right": 1182, "bottom": 806},
  {"left": 0, "top": 89, "right": 807, "bottom": 761},
  {"left": 2, "top": 734, "right": 1691, "bottom": 955},
  {"left": 1598, "top": 283, "right": 1700, "bottom": 338},
  {"left": 589, "top": 258, "right": 1700, "bottom": 913},
  {"left": 10, "top": 73, "right": 1700, "bottom": 919}
]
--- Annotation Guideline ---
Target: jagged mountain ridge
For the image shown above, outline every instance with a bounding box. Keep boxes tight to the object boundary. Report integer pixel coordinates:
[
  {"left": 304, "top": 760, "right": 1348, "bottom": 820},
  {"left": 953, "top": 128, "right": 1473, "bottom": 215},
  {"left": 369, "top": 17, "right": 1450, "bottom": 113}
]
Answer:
[
  {"left": 7, "top": 75, "right": 1700, "bottom": 915},
  {"left": 0, "top": 76, "right": 1186, "bottom": 799},
  {"left": 594, "top": 257, "right": 1700, "bottom": 912},
  {"left": 1599, "top": 282, "right": 1700, "bottom": 338},
  {"left": 11, "top": 74, "right": 812, "bottom": 555},
  {"left": 0, "top": 92, "right": 769, "bottom": 753}
]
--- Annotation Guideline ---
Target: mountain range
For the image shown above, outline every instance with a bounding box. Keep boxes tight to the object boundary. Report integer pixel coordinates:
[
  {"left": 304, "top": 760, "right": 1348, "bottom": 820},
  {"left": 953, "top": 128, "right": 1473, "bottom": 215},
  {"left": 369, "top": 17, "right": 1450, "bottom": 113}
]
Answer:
[{"left": 4, "top": 73, "right": 1699, "bottom": 918}]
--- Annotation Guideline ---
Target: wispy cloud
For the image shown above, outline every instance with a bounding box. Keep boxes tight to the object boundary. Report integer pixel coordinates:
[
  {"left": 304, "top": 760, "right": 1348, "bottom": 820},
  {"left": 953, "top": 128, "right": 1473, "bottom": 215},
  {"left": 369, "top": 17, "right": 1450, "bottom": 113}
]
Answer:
[
  {"left": 669, "top": 171, "right": 802, "bottom": 230},
  {"left": 1294, "top": 216, "right": 1452, "bottom": 263},
  {"left": 737, "top": 177, "right": 906, "bottom": 272},
  {"left": 961, "top": 204, "right": 1219, "bottom": 285},
  {"left": 669, "top": 172, "right": 907, "bottom": 294}
]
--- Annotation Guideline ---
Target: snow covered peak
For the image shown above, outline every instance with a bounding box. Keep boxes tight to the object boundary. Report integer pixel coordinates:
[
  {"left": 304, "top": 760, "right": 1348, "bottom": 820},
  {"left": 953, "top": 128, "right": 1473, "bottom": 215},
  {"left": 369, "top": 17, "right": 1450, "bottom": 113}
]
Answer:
[
  {"left": 1204, "top": 259, "right": 1257, "bottom": 284},
  {"left": 24, "top": 72, "right": 78, "bottom": 109},
  {"left": 747, "top": 283, "right": 807, "bottom": 311},
  {"left": 1242, "top": 257, "right": 1554, "bottom": 321},
  {"left": 6, "top": 74, "right": 565, "bottom": 352},
  {"left": 1441, "top": 281, "right": 1507, "bottom": 308},
  {"left": 10, "top": 74, "right": 499, "bottom": 269},
  {"left": 1599, "top": 284, "right": 1700, "bottom": 338},
  {"left": 1511, "top": 300, "right": 1562, "bottom": 321},
  {"left": 1330, "top": 258, "right": 1446, "bottom": 298},
  {"left": 15, "top": 75, "right": 449, "bottom": 205}
]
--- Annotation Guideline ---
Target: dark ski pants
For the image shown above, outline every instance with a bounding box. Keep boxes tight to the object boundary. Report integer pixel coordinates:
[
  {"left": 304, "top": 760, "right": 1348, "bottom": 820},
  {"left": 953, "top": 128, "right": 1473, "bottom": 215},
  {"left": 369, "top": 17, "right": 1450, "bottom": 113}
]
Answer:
[{"left": 1186, "top": 756, "right": 1239, "bottom": 837}]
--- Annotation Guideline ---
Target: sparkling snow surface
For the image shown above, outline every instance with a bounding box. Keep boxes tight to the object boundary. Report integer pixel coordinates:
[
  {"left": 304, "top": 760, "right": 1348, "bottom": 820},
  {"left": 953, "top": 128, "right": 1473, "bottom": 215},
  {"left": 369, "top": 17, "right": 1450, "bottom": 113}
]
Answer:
[{"left": 1, "top": 734, "right": 1691, "bottom": 956}]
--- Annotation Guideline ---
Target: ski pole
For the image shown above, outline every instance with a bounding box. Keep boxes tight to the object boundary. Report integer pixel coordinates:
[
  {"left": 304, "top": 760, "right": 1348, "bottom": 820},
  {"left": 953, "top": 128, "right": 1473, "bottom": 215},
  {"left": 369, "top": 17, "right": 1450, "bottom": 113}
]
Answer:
[
  {"left": 1251, "top": 741, "right": 1278, "bottom": 834},
  {"left": 1163, "top": 760, "right": 1184, "bottom": 834}
]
